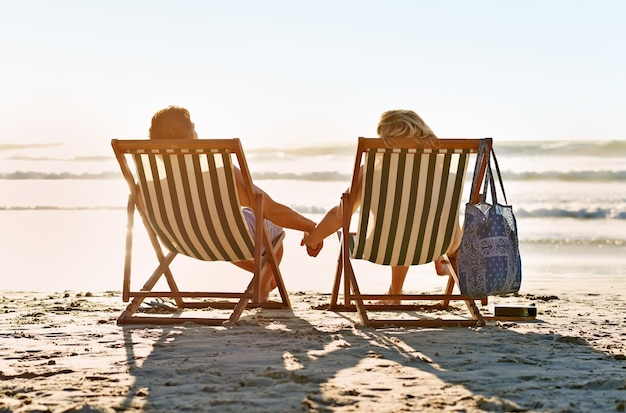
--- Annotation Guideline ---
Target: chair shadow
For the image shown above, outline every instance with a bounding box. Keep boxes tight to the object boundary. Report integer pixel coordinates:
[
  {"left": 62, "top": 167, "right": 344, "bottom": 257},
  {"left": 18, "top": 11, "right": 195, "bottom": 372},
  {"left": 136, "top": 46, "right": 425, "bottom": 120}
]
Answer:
[{"left": 114, "top": 301, "right": 626, "bottom": 412}]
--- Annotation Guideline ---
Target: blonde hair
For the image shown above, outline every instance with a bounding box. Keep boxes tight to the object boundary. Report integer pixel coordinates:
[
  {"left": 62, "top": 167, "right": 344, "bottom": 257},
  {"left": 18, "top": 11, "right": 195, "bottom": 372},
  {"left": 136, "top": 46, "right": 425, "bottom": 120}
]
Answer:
[
  {"left": 377, "top": 110, "right": 439, "bottom": 148},
  {"left": 149, "top": 106, "right": 195, "bottom": 140}
]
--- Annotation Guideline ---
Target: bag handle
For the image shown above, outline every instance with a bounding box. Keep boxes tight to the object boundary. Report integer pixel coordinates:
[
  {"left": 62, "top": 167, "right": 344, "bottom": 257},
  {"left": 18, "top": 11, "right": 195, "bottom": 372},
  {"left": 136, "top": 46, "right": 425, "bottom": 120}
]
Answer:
[
  {"left": 489, "top": 146, "right": 508, "bottom": 205},
  {"left": 470, "top": 139, "right": 509, "bottom": 206},
  {"left": 469, "top": 139, "right": 490, "bottom": 199}
]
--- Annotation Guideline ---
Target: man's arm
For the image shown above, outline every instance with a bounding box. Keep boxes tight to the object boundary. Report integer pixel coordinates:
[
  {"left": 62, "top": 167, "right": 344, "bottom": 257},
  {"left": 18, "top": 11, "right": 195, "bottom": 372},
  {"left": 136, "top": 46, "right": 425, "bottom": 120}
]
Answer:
[
  {"left": 259, "top": 187, "right": 317, "bottom": 232},
  {"left": 234, "top": 167, "right": 316, "bottom": 232}
]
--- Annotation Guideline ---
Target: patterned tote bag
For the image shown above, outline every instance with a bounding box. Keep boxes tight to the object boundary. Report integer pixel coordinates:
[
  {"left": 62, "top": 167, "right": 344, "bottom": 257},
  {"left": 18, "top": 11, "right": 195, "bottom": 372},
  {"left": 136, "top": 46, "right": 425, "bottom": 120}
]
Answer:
[{"left": 457, "top": 141, "right": 522, "bottom": 298}]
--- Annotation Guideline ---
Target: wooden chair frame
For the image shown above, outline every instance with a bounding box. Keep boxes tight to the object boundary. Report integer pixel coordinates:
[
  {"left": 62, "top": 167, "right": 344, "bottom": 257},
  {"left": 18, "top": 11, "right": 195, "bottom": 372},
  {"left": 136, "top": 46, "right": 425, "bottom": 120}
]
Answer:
[
  {"left": 111, "top": 138, "right": 290, "bottom": 325},
  {"left": 329, "top": 137, "right": 492, "bottom": 328}
]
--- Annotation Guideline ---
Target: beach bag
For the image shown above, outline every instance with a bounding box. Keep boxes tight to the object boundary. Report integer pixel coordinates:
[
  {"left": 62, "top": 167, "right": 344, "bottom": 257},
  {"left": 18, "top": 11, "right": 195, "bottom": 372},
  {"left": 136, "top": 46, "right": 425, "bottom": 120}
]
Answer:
[{"left": 457, "top": 141, "right": 522, "bottom": 299}]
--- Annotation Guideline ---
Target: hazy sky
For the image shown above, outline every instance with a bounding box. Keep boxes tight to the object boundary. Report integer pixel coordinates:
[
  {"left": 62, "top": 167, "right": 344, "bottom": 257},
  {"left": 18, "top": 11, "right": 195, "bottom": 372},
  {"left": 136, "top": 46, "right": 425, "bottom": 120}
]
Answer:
[{"left": 1, "top": 0, "right": 625, "bottom": 148}]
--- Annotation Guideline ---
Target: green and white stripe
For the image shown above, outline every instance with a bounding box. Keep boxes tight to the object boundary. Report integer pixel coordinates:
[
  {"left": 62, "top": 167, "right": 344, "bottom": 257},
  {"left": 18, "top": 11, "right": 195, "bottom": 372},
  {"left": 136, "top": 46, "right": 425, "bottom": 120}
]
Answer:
[
  {"left": 133, "top": 148, "right": 255, "bottom": 262},
  {"left": 353, "top": 148, "right": 470, "bottom": 266}
]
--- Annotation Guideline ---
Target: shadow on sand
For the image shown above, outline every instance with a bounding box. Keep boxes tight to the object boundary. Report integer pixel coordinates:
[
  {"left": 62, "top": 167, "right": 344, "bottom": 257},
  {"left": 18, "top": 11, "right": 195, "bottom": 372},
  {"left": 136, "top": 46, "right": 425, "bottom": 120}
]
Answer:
[{"left": 114, "top": 296, "right": 626, "bottom": 412}]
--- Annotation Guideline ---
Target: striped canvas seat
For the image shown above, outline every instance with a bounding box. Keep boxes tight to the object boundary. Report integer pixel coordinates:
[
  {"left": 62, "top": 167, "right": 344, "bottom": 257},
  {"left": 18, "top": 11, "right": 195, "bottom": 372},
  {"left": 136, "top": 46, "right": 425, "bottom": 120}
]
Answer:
[
  {"left": 132, "top": 147, "right": 255, "bottom": 262},
  {"left": 111, "top": 138, "right": 289, "bottom": 326},
  {"left": 353, "top": 147, "right": 470, "bottom": 266},
  {"left": 331, "top": 137, "right": 490, "bottom": 328}
]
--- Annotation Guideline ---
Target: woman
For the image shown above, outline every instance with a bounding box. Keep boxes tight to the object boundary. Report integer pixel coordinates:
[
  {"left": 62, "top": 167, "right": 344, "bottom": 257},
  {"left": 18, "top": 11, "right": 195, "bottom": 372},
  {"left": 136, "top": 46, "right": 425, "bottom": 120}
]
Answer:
[{"left": 302, "top": 109, "right": 462, "bottom": 303}]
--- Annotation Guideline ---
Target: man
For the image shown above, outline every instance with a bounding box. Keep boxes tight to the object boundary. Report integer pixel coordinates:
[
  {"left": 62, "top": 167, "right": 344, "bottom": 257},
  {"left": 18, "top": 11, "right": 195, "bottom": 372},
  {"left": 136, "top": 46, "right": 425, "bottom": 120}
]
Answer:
[{"left": 149, "top": 106, "right": 319, "bottom": 301}]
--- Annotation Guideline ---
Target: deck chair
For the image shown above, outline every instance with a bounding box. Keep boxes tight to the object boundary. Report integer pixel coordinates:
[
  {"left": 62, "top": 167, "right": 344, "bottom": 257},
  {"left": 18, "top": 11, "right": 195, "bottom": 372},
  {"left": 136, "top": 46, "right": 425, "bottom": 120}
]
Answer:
[
  {"left": 329, "top": 137, "right": 490, "bottom": 328},
  {"left": 111, "top": 138, "right": 290, "bottom": 325}
]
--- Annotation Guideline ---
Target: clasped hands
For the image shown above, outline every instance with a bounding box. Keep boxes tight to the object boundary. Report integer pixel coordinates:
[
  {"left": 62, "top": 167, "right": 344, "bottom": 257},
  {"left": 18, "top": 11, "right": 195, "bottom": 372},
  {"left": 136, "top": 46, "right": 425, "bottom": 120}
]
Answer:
[{"left": 301, "top": 232, "right": 323, "bottom": 257}]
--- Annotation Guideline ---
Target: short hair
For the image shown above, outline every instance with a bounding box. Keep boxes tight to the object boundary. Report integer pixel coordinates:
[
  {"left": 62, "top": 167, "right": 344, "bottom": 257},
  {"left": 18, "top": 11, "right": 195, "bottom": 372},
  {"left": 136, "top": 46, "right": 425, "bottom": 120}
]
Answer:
[
  {"left": 149, "top": 106, "right": 194, "bottom": 140},
  {"left": 377, "top": 109, "right": 439, "bottom": 148}
]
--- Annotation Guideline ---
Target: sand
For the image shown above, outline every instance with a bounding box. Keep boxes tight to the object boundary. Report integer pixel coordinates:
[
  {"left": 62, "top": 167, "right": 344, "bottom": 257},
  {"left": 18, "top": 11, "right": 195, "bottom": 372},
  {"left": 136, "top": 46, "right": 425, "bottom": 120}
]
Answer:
[{"left": 1, "top": 281, "right": 626, "bottom": 413}]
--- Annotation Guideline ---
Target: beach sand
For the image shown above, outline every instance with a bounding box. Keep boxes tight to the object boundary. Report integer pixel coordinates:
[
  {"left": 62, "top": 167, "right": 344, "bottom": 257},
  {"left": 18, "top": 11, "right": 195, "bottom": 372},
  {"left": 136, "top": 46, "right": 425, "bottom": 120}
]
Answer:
[{"left": 2, "top": 264, "right": 626, "bottom": 413}]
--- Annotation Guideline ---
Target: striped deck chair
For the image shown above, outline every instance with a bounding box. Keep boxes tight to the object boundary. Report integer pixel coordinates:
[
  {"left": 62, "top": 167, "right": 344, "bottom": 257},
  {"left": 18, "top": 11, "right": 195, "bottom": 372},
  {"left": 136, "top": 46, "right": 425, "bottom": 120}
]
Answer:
[
  {"left": 111, "top": 138, "right": 289, "bottom": 325},
  {"left": 330, "top": 137, "right": 490, "bottom": 328}
]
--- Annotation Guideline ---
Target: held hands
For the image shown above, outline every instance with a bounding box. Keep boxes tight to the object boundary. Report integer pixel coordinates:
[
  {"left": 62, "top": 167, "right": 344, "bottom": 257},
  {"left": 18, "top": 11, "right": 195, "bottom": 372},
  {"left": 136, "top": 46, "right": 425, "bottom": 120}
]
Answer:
[{"left": 301, "top": 232, "right": 323, "bottom": 257}]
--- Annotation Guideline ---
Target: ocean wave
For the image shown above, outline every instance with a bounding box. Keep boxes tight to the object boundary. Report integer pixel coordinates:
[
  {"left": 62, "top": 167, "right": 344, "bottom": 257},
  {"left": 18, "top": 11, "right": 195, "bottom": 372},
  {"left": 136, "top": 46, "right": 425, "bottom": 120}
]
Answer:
[
  {"left": 521, "top": 237, "right": 626, "bottom": 247},
  {"left": 0, "top": 206, "right": 125, "bottom": 211},
  {"left": 7, "top": 154, "right": 113, "bottom": 162},
  {"left": 515, "top": 207, "right": 626, "bottom": 220},
  {"left": 259, "top": 168, "right": 626, "bottom": 183},
  {"left": 252, "top": 171, "right": 352, "bottom": 181},
  {"left": 247, "top": 143, "right": 357, "bottom": 158},
  {"left": 0, "top": 171, "right": 120, "bottom": 180},
  {"left": 0, "top": 170, "right": 352, "bottom": 181},
  {"left": 248, "top": 140, "right": 626, "bottom": 158},
  {"left": 2, "top": 204, "right": 625, "bottom": 222},
  {"left": 501, "top": 170, "right": 626, "bottom": 181},
  {"left": 3, "top": 139, "right": 625, "bottom": 159},
  {"left": 493, "top": 140, "right": 626, "bottom": 157},
  {"left": 0, "top": 204, "right": 324, "bottom": 214},
  {"left": 1, "top": 168, "right": 625, "bottom": 182},
  {"left": 0, "top": 143, "right": 63, "bottom": 151},
  {"left": 256, "top": 169, "right": 626, "bottom": 182},
  {"left": 288, "top": 205, "right": 626, "bottom": 220}
]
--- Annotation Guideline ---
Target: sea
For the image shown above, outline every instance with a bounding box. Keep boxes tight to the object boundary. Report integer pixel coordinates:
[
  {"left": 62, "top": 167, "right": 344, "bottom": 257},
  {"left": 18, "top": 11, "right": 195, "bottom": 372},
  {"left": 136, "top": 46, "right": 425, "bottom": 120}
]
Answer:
[{"left": 1, "top": 139, "right": 625, "bottom": 294}]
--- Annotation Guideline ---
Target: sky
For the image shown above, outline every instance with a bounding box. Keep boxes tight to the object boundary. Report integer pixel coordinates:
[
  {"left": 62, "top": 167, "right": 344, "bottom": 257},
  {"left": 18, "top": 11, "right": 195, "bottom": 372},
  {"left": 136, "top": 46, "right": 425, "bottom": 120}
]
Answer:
[{"left": 1, "top": 0, "right": 625, "bottom": 149}]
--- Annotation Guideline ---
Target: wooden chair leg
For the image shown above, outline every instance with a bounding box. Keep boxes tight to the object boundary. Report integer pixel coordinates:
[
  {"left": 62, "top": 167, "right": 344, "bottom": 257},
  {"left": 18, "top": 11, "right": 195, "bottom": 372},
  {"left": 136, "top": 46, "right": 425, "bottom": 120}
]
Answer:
[
  {"left": 442, "top": 276, "right": 455, "bottom": 309},
  {"left": 123, "top": 196, "right": 135, "bottom": 302},
  {"left": 347, "top": 261, "right": 370, "bottom": 326},
  {"left": 341, "top": 195, "right": 352, "bottom": 308},
  {"left": 120, "top": 251, "right": 178, "bottom": 321},
  {"left": 230, "top": 279, "right": 254, "bottom": 323},
  {"left": 266, "top": 232, "right": 290, "bottom": 308},
  {"left": 330, "top": 235, "right": 343, "bottom": 308}
]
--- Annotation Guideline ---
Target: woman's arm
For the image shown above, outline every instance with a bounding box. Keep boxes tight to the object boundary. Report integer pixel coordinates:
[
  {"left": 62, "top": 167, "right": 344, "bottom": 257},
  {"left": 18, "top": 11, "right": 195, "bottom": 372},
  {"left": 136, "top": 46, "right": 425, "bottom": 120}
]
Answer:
[
  {"left": 303, "top": 166, "right": 363, "bottom": 251},
  {"left": 303, "top": 205, "right": 342, "bottom": 247}
]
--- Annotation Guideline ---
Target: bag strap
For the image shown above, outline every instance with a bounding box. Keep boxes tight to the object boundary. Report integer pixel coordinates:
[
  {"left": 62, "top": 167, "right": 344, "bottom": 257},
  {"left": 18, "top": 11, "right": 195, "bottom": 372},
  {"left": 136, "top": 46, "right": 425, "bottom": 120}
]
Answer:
[
  {"left": 489, "top": 146, "right": 508, "bottom": 205},
  {"left": 483, "top": 157, "right": 495, "bottom": 203},
  {"left": 469, "top": 139, "right": 490, "bottom": 201},
  {"left": 470, "top": 139, "right": 509, "bottom": 206}
]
